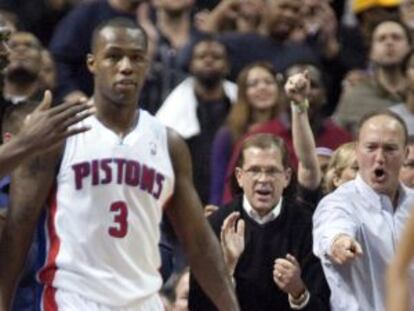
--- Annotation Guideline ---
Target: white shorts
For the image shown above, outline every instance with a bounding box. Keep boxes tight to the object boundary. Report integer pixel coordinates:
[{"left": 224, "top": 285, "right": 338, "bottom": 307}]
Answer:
[{"left": 40, "top": 287, "right": 165, "bottom": 311}]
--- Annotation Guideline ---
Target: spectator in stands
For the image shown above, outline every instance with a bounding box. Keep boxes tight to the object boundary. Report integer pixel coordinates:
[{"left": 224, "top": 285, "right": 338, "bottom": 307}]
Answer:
[
  {"left": 140, "top": 0, "right": 204, "bottom": 113},
  {"left": 190, "top": 70, "right": 329, "bottom": 311},
  {"left": 222, "top": 63, "right": 351, "bottom": 204},
  {"left": 323, "top": 142, "right": 358, "bottom": 194},
  {"left": 157, "top": 37, "right": 235, "bottom": 204},
  {"left": 313, "top": 110, "right": 414, "bottom": 311},
  {"left": 38, "top": 49, "right": 57, "bottom": 92},
  {"left": 389, "top": 49, "right": 414, "bottom": 134},
  {"left": 399, "top": 135, "right": 414, "bottom": 188},
  {"left": 335, "top": 19, "right": 411, "bottom": 134},
  {"left": 195, "top": 0, "right": 264, "bottom": 34},
  {"left": 352, "top": 0, "right": 401, "bottom": 45},
  {"left": 315, "top": 147, "right": 334, "bottom": 175},
  {"left": 1, "top": 32, "right": 45, "bottom": 138},
  {"left": 399, "top": 0, "right": 414, "bottom": 41},
  {"left": 189, "top": 133, "right": 330, "bottom": 311},
  {"left": 209, "top": 62, "right": 282, "bottom": 205},
  {"left": 0, "top": 0, "right": 75, "bottom": 45},
  {"left": 186, "top": 0, "right": 324, "bottom": 80}
]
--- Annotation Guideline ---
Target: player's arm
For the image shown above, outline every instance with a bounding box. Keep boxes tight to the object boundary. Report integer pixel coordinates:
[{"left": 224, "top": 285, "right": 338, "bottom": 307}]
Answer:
[
  {"left": 386, "top": 208, "right": 414, "bottom": 311},
  {"left": 165, "top": 128, "right": 239, "bottom": 311},
  {"left": 0, "top": 90, "right": 93, "bottom": 179},
  {"left": 0, "top": 148, "right": 61, "bottom": 311}
]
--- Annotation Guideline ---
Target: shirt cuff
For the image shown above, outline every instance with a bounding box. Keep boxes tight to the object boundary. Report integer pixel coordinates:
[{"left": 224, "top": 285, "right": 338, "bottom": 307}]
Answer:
[{"left": 288, "top": 289, "right": 310, "bottom": 310}]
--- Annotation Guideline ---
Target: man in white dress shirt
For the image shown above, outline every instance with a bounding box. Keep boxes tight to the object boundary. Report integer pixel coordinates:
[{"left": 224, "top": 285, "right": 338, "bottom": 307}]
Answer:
[{"left": 313, "top": 110, "right": 414, "bottom": 311}]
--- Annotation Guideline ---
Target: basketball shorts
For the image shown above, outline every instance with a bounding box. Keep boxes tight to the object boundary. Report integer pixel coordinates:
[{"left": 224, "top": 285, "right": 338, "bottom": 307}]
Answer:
[{"left": 40, "top": 287, "right": 164, "bottom": 311}]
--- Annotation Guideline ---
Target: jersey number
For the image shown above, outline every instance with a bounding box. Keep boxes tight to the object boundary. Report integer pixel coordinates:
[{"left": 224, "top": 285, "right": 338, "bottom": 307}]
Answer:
[{"left": 108, "top": 201, "right": 128, "bottom": 238}]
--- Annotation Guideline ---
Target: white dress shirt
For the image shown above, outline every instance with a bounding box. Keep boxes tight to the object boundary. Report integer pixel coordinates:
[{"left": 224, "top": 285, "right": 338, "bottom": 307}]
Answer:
[
  {"left": 242, "top": 195, "right": 282, "bottom": 225},
  {"left": 313, "top": 174, "right": 414, "bottom": 311}
]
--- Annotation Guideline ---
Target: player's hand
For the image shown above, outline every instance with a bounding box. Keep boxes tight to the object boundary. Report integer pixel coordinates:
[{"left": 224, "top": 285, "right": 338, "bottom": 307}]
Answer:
[
  {"left": 284, "top": 71, "right": 310, "bottom": 104},
  {"left": 329, "top": 234, "right": 363, "bottom": 265},
  {"left": 273, "top": 254, "right": 306, "bottom": 297},
  {"left": 18, "top": 90, "right": 95, "bottom": 154},
  {"left": 220, "top": 212, "right": 245, "bottom": 275}
]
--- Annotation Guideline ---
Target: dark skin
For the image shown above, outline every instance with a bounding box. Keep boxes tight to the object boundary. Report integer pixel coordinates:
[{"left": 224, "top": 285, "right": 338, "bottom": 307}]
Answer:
[
  {"left": 0, "top": 25, "right": 239, "bottom": 311},
  {"left": 0, "top": 90, "right": 94, "bottom": 179},
  {"left": 0, "top": 30, "right": 93, "bottom": 233}
]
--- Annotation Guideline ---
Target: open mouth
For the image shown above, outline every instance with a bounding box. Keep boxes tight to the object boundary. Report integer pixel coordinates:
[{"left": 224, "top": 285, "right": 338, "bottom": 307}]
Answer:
[
  {"left": 375, "top": 168, "right": 384, "bottom": 177},
  {"left": 373, "top": 168, "right": 386, "bottom": 181},
  {"left": 255, "top": 189, "right": 272, "bottom": 200}
]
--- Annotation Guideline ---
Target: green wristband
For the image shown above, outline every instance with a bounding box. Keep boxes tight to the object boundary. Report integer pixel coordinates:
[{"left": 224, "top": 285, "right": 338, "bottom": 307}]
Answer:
[{"left": 290, "top": 99, "right": 309, "bottom": 113}]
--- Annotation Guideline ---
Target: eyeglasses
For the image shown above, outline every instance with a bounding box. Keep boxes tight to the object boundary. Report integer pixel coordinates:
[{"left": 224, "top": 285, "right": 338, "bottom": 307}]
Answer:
[{"left": 240, "top": 166, "right": 282, "bottom": 179}]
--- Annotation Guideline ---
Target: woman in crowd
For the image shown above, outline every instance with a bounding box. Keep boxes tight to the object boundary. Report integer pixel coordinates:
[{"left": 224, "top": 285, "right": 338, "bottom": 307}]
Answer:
[
  {"left": 209, "top": 61, "right": 282, "bottom": 205},
  {"left": 323, "top": 142, "right": 358, "bottom": 194}
]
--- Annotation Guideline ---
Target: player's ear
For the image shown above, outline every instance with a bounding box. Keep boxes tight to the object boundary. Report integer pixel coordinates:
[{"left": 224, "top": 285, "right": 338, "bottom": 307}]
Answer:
[{"left": 86, "top": 53, "right": 96, "bottom": 74}]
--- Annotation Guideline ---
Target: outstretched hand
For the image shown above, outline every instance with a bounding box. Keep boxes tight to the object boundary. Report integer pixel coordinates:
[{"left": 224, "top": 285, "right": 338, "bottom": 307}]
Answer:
[
  {"left": 330, "top": 234, "right": 363, "bottom": 265},
  {"left": 18, "top": 90, "right": 95, "bottom": 154}
]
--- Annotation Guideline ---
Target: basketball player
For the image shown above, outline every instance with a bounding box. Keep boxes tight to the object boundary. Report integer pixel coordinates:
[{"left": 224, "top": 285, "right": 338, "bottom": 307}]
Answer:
[{"left": 0, "top": 18, "right": 239, "bottom": 311}]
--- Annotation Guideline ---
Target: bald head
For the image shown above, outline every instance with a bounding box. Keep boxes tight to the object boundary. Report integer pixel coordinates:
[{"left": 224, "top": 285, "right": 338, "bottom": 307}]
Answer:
[{"left": 357, "top": 111, "right": 408, "bottom": 146}]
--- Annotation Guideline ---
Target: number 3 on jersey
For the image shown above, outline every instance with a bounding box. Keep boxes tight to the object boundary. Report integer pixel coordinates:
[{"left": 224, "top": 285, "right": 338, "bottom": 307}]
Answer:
[{"left": 108, "top": 201, "right": 128, "bottom": 238}]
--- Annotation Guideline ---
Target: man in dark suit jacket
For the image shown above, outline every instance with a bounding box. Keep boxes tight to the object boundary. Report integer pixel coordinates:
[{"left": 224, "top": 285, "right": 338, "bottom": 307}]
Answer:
[{"left": 189, "top": 133, "right": 330, "bottom": 311}]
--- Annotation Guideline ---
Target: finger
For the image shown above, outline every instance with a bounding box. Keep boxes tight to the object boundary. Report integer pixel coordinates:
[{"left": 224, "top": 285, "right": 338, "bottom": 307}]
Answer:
[
  {"left": 136, "top": 1, "right": 151, "bottom": 23},
  {"left": 57, "top": 109, "right": 95, "bottom": 131},
  {"left": 220, "top": 228, "right": 226, "bottom": 245},
  {"left": 61, "top": 126, "right": 92, "bottom": 139},
  {"left": 273, "top": 268, "right": 284, "bottom": 279},
  {"left": 275, "top": 258, "right": 294, "bottom": 270},
  {"left": 236, "top": 218, "right": 245, "bottom": 236},
  {"left": 350, "top": 241, "right": 363, "bottom": 256},
  {"left": 222, "top": 212, "right": 240, "bottom": 232},
  {"left": 35, "top": 90, "right": 53, "bottom": 112},
  {"left": 273, "top": 270, "right": 284, "bottom": 282},
  {"left": 274, "top": 263, "right": 290, "bottom": 275},
  {"left": 286, "top": 254, "right": 299, "bottom": 266},
  {"left": 49, "top": 98, "right": 90, "bottom": 116},
  {"left": 52, "top": 104, "right": 95, "bottom": 127}
]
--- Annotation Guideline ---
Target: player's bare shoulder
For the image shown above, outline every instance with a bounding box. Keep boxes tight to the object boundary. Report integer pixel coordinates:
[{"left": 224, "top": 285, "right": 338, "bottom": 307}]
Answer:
[{"left": 166, "top": 127, "right": 192, "bottom": 174}]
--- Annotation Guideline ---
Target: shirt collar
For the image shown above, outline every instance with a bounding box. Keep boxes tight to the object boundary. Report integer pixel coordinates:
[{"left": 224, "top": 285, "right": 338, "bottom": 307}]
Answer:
[
  {"left": 355, "top": 174, "right": 407, "bottom": 212},
  {"left": 242, "top": 195, "right": 283, "bottom": 225}
]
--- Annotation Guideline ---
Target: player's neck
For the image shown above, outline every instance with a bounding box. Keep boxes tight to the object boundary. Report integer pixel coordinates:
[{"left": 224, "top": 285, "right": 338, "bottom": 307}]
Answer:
[{"left": 94, "top": 98, "right": 139, "bottom": 137}]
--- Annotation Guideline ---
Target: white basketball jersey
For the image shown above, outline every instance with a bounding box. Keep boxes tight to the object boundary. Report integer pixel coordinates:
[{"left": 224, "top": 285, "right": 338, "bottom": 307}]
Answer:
[{"left": 38, "top": 110, "right": 175, "bottom": 308}]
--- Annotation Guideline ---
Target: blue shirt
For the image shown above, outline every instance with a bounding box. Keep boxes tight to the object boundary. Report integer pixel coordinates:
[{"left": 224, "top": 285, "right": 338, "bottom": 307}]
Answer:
[{"left": 313, "top": 175, "right": 414, "bottom": 311}]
